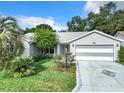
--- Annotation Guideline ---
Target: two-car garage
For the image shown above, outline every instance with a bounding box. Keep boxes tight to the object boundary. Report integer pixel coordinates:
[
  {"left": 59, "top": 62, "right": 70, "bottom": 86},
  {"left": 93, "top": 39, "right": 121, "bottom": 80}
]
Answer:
[
  {"left": 75, "top": 45, "right": 114, "bottom": 61},
  {"left": 69, "top": 30, "right": 122, "bottom": 62}
]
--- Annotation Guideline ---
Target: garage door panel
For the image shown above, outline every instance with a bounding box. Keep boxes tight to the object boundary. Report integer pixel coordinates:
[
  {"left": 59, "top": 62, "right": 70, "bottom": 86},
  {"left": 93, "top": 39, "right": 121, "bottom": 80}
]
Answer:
[
  {"left": 76, "top": 48, "right": 113, "bottom": 53},
  {"left": 76, "top": 45, "right": 114, "bottom": 61},
  {"left": 76, "top": 45, "right": 113, "bottom": 48},
  {"left": 76, "top": 53, "right": 113, "bottom": 57},
  {"left": 76, "top": 56, "right": 113, "bottom": 61}
]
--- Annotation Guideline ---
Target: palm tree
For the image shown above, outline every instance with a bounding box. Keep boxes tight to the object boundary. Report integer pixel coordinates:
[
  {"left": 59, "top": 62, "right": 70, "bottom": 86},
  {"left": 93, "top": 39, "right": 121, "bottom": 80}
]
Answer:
[{"left": 0, "top": 16, "right": 23, "bottom": 69}]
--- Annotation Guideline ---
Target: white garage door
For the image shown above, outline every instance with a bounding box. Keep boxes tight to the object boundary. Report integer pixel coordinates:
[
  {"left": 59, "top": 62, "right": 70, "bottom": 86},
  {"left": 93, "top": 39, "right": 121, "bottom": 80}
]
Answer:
[{"left": 76, "top": 45, "right": 114, "bottom": 61}]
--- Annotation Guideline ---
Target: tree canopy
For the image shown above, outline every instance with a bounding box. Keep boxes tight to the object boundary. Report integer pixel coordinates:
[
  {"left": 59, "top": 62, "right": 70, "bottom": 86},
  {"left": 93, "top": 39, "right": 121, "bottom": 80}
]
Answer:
[
  {"left": 67, "top": 2, "right": 124, "bottom": 35},
  {"left": 25, "top": 24, "right": 55, "bottom": 34},
  {"left": 34, "top": 28, "right": 58, "bottom": 55},
  {"left": 0, "top": 16, "right": 23, "bottom": 70}
]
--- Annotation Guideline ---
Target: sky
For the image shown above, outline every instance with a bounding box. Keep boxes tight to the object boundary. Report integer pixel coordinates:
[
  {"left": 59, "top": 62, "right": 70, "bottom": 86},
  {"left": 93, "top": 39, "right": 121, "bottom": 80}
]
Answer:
[{"left": 0, "top": 1, "right": 124, "bottom": 31}]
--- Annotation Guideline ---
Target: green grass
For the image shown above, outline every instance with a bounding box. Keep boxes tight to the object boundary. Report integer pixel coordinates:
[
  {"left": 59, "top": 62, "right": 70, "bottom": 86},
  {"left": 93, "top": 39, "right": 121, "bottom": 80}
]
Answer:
[{"left": 0, "top": 59, "right": 76, "bottom": 92}]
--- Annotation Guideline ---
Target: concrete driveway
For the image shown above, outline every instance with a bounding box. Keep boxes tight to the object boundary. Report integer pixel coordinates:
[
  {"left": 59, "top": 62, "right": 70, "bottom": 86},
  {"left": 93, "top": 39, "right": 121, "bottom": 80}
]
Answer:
[{"left": 73, "top": 61, "right": 124, "bottom": 92}]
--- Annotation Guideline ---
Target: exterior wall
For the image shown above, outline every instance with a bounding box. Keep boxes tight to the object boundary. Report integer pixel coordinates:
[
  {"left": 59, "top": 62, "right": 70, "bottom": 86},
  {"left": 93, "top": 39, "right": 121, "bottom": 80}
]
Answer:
[
  {"left": 29, "top": 43, "right": 41, "bottom": 56},
  {"left": 21, "top": 39, "right": 41, "bottom": 56},
  {"left": 115, "top": 33, "right": 124, "bottom": 47},
  {"left": 56, "top": 44, "right": 61, "bottom": 54},
  {"left": 55, "top": 44, "right": 70, "bottom": 56},
  {"left": 22, "top": 40, "right": 30, "bottom": 56},
  {"left": 70, "top": 33, "right": 121, "bottom": 61},
  {"left": 60, "top": 44, "right": 65, "bottom": 55}
]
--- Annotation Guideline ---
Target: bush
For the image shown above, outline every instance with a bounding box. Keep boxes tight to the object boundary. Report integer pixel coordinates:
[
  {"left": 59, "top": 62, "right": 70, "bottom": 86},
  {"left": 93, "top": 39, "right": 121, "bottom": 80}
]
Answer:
[
  {"left": 118, "top": 47, "right": 124, "bottom": 63},
  {"left": 67, "top": 53, "right": 75, "bottom": 65},
  {"left": 53, "top": 54, "right": 62, "bottom": 63},
  {"left": 8, "top": 56, "right": 37, "bottom": 78},
  {"left": 33, "top": 54, "right": 53, "bottom": 61},
  {"left": 53, "top": 53, "right": 75, "bottom": 69}
]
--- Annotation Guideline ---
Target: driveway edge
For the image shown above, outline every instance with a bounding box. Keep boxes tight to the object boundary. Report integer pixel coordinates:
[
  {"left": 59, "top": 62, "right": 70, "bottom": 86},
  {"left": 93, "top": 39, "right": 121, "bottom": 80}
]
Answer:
[{"left": 72, "top": 61, "right": 82, "bottom": 92}]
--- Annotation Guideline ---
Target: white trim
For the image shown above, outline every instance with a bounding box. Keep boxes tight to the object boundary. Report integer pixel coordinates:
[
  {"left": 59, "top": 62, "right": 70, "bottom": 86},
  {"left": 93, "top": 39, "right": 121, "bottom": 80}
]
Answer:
[
  {"left": 114, "top": 31, "right": 119, "bottom": 37},
  {"left": 68, "top": 30, "right": 124, "bottom": 43}
]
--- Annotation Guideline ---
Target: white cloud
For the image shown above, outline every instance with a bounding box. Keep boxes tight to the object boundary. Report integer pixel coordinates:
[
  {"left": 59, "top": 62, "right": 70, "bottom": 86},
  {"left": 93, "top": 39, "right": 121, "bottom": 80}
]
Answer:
[
  {"left": 84, "top": 1, "right": 124, "bottom": 14},
  {"left": 15, "top": 15, "right": 67, "bottom": 31}
]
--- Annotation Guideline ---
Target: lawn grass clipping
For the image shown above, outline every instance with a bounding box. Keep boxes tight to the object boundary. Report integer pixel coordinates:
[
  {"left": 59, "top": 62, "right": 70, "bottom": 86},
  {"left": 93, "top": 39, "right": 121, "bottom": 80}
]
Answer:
[{"left": 0, "top": 59, "right": 76, "bottom": 92}]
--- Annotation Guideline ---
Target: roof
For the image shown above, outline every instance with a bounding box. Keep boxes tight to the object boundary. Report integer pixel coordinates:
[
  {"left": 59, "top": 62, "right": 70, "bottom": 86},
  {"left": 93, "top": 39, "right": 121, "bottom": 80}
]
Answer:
[
  {"left": 68, "top": 30, "right": 124, "bottom": 43},
  {"left": 20, "top": 30, "right": 124, "bottom": 44},
  {"left": 21, "top": 33, "right": 35, "bottom": 42},
  {"left": 56, "top": 32, "right": 88, "bottom": 43},
  {"left": 114, "top": 31, "right": 124, "bottom": 37},
  {"left": 21, "top": 32, "right": 88, "bottom": 43}
]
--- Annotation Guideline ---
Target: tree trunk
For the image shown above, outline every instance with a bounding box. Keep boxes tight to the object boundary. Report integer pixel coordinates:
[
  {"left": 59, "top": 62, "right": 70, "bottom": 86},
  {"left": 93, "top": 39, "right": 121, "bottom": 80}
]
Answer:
[
  {"left": 48, "top": 48, "right": 50, "bottom": 54},
  {"left": 43, "top": 48, "right": 44, "bottom": 56}
]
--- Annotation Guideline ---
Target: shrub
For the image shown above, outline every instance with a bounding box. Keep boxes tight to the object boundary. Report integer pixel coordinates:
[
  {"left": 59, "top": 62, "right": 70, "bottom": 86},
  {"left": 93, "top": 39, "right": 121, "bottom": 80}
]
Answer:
[
  {"left": 118, "top": 47, "right": 124, "bottom": 63},
  {"left": 53, "top": 54, "right": 62, "bottom": 62},
  {"left": 8, "top": 56, "right": 37, "bottom": 78},
  {"left": 33, "top": 54, "right": 53, "bottom": 61},
  {"left": 67, "top": 53, "right": 75, "bottom": 65}
]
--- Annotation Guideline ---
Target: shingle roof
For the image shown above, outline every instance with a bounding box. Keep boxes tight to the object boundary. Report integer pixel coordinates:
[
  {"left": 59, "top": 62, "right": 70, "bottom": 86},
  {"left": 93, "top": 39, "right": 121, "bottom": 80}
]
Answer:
[
  {"left": 21, "top": 33, "right": 34, "bottom": 42},
  {"left": 21, "top": 32, "right": 88, "bottom": 43},
  {"left": 118, "top": 31, "right": 124, "bottom": 35},
  {"left": 68, "top": 30, "right": 124, "bottom": 43},
  {"left": 21, "top": 30, "right": 124, "bottom": 43},
  {"left": 56, "top": 32, "right": 88, "bottom": 43}
]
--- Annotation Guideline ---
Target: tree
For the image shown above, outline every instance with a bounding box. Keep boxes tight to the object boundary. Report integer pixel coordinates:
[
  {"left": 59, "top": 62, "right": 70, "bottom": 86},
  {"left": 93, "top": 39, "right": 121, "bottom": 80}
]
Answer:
[
  {"left": 34, "top": 28, "right": 58, "bottom": 55},
  {"left": 0, "top": 16, "right": 23, "bottom": 70},
  {"left": 100, "top": 2, "right": 116, "bottom": 19},
  {"left": 113, "top": 10, "right": 124, "bottom": 31},
  {"left": 24, "top": 24, "right": 55, "bottom": 34},
  {"left": 67, "top": 16, "right": 86, "bottom": 32},
  {"left": 67, "top": 2, "right": 124, "bottom": 35},
  {"left": 87, "top": 2, "right": 117, "bottom": 34},
  {"left": 36, "top": 24, "right": 53, "bottom": 31}
]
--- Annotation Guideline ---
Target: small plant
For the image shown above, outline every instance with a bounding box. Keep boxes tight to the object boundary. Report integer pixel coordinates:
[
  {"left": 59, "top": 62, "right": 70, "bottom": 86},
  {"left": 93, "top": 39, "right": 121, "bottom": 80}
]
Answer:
[
  {"left": 8, "top": 56, "right": 37, "bottom": 78},
  {"left": 67, "top": 53, "right": 75, "bottom": 65},
  {"left": 53, "top": 54, "right": 62, "bottom": 63}
]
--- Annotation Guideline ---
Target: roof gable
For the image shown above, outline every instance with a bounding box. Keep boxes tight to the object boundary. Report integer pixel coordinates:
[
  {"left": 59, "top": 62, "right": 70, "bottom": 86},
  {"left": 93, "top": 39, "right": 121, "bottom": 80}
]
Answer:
[{"left": 68, "top": 30, "right": 124, "bottom": 43}]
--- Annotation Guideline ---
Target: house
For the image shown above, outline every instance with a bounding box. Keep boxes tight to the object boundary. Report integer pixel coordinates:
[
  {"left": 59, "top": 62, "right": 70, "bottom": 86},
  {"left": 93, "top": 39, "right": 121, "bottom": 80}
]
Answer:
[
  {"left": 114, "top": 31, "right": 124, "bottom": 47},
  {"left": 21, "top": 33, "right": 41, "bottom": 56},
  {"left": 54, "top": 30, "right": 124, "bottom": 62},
  {"left": 21, "top": 30, "right": 124, "bottom": 62}
]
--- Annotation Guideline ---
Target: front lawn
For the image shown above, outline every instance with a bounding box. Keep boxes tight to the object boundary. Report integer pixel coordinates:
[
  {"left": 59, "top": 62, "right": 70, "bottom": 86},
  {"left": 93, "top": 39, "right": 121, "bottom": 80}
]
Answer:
[{"left": 0, "top": 59, "right": 76, "bottom": 92}]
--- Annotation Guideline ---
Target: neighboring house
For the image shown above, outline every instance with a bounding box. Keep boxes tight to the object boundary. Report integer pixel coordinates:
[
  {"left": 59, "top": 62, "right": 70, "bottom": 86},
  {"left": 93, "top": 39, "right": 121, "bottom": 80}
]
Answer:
[
  {"left": 114, "top": 31, "right": 124, "bottom": 47},
  {"left": 55, "top": 30, "right": 123, "bottom": 62},
  {"left": 21, "top": 30, "right": 124, "bottom": 62}
]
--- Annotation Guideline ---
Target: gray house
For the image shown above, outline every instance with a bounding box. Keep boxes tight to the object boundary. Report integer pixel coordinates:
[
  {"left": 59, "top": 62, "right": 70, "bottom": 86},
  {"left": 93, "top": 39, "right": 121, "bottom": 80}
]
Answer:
[
  {"left": 55, "top": 30, "right": 124, "bottom": 62},
  {"left": 21, "top": 30, "right": 124, "bottom": 62},
  {"left": 114, "top": 31, "right": 124, "bottom": 47}
]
